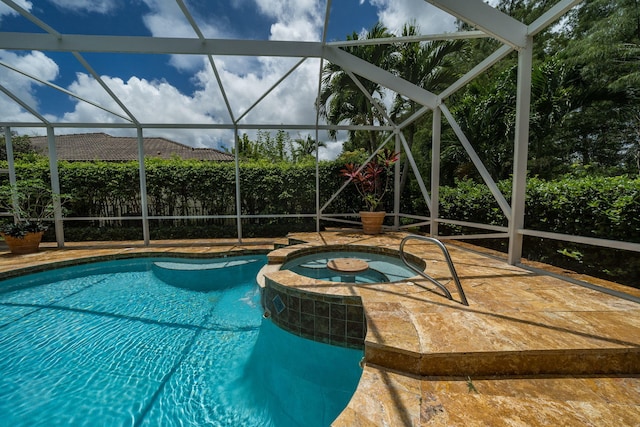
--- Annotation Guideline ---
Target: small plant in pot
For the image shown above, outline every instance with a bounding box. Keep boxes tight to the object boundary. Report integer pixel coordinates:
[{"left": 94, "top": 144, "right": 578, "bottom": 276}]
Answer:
[
  {"left": 0, "top": 178, "right": 67, "bottom": 254},
  {"left": 340, "top": 148, "right": 400, "bottom": 234}
]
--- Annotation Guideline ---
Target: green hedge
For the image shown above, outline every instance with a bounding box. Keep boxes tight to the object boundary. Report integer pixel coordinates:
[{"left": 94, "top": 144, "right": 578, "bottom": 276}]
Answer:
[
  {"left": 1, "top": 158, "right": 360, "bottom": 218},
  {"left": 436, "top": 176, "right": 639, "bottom": 285},
  {"left": 1, "top": 159, "right": 637, "bottom": 285},
  {"left": 525, "top": 176, "right": 640, "bottom": 241},
  {"left": 436, "top": 176, "right": 640, "bottom": 243}
]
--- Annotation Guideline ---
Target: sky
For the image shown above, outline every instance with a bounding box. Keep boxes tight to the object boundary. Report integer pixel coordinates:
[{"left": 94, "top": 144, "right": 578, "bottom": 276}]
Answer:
[{"left": 0, "top": 0, "right": 466, "bottom": 159}]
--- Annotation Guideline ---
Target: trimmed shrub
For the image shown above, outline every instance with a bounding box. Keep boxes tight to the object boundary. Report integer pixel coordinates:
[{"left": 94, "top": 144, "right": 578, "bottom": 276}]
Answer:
[{"left": 1, "top": 159, "right": 637, "bottom": 285}]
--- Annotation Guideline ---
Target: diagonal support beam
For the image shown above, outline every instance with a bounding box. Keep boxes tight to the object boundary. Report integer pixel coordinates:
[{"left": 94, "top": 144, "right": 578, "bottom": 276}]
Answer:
[
  {"left": 440, "top": 103, "right": 512, "bottom": 219},
  {"left": 528, "top": 0, "right": 584, "bottom": 36},
  {"left": 72, "top": 53, "right": 138, "bottom": 123},
  {"left": 320, "top": 135, "right": 394, "bottom": 213},
  {"left": 323, "top": 46, "right": 438, "bottom": 109},
  {"left": 0, "top": 84, "right": 50, "bottom": 124},
  {"left": 1, "top": 0, "right": 61, "bottom": 37},
  {"left": 398, "top": 130, "right": 432, "bottom": 211},
  {"left": 236, "top": 58, "right": 308, "bottom": 124},
  {"left": 1, "top": 58, "right": 133, "bottom": 122},
  {"left": 439, "top": 44, "right": 514, "bottom": 101},
  {"left": 342, "top": 69, "right": 432, "bottom": 213},
  {"left": 425, "top": 0, "right": 528, "bottom": 48},
  {"left": 175, "top": 0, "right": 236, "bottom": 123}
]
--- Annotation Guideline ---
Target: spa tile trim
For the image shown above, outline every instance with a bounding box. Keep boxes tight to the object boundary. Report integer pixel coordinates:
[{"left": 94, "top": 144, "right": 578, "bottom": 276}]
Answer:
[{"left": 263, "top": 276, "right": 366, "bottom": 350}]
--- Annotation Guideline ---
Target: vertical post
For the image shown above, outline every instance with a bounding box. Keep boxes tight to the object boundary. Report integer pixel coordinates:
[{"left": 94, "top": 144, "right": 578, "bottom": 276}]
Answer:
[
  {"left": 431, "top": 106, "right": 442, "bottom": 237},
  {"left": 4, "top": 127, "right": 19, "bottom": 222},
  {"left": 508, "top": 36, "right": 533, "bottom": 264},
  {"left": 234, "top": 127, "right": 243, "bottom": 242},
  {"left": 136, "top": 128, "right": 150, "bottom": 245},
  {"left": 46, "top": 127, "right": 64, "bottom": 247},
  {"left": 4, "top": 127, "right": 17, "bottom": 190},
  {"left": 393, "top": 130, "right": 401, "bottom": 230},
  {"left": 4, "top": 127, "right": 16, "bottom": 183},
  {"left": 315, "top": 128, "right": 321, "bottom": 232}
]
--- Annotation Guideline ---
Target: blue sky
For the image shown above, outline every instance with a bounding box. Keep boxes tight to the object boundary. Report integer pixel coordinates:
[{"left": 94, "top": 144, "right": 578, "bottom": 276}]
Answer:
[{"left": 0, "top": 0, "right": 460, "bottom": 158}]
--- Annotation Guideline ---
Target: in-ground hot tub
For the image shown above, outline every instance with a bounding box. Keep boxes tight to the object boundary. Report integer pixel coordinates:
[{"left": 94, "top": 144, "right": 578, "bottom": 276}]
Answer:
[
  {"left": 280, "top": 247, "right": 424, "bottom": 284},
  {"left": 261, "top": 244, "right": 427, "bottom": 349}
]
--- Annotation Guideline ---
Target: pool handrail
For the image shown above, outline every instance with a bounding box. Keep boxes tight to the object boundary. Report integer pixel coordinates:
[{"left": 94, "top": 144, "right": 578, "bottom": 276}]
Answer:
[{"left": 399, "top": 235, "right": 469, "bottom": 306}]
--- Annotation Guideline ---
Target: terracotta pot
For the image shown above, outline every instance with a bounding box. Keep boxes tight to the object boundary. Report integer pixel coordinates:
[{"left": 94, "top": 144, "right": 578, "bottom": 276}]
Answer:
[
  {"left": 1, "top": 231, "right": 44, "bottom": 254},
  {"left": 360, "top": 211, "right": 386, "bottom": 235}
]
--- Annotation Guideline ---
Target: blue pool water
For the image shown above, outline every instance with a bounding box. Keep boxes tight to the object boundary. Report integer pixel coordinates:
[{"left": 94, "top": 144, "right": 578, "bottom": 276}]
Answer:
[
  {"left": 282, "top": 251, "right": 417, "bottom": 283},
  {"left": 0, "top": 256, "right": 363, "bottom": 426}
]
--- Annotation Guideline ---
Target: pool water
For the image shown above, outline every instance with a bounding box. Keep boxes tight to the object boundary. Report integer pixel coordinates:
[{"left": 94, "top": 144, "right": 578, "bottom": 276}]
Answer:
[
  {"left": 0, "top": 256, "right": 363, "bottom": 427},
  {"left": 282, "top": 251, "right": 417, "bottom": 283}
]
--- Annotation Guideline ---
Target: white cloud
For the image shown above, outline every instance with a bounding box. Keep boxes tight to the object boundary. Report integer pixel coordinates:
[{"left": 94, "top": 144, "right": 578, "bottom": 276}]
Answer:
[
  {"left": 140, "top": 0, "right": 192, "bottom": 37},
  {"left": 369, "top": 0, "right": 457, "bottom": 35},
  {"left": 253, "top": 0, "right": 323, "bottom": 41},
  {"left": 269, "top": 17, "right": 319, "bottom": 41},
  {"left": 0, "top": 0, "right": 32, "bottom": 22},
  {"left": 0, "top": 50, "right": 59, "bottom": 82},
  {"left": 59, "top": 72, "right": 232, "bottom": 147},
  {"left": 319, "top": 139, "right": 343, "bottom": 161},
  {"left": 138, "top": 0, "right": 206, "bottom": 71},
  {"left": 0, "top": 50, "right": 59, "bottom": 120},
  {"left": 48, "top": 0, "right": 118, "bottom": 14},
  {"left": 140, "top": 0, "right": 241, "bottom": 71}
]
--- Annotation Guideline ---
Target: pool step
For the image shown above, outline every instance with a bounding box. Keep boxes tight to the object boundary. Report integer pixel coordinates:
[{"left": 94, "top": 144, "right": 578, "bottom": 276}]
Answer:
[
  {"left": 361, "top": 281, "right": 640, "bottom": 377},
  {"left": 152, "top": 257, "right": 262, "bottom": 292}
]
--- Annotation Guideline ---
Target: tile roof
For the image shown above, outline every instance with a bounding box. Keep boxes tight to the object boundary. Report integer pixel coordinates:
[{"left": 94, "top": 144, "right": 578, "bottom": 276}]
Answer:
[{"left": 29, "top": 133, "right": 234, "bottom": 162}]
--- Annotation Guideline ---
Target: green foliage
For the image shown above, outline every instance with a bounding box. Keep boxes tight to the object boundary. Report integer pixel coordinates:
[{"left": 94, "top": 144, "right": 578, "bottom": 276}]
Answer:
[
  {"left": 436, "top": 0, "right": 640, "bottom": 185},
  {"left": 234, "top": 131, "right": 325, "bottom": 164},
  {"left": 1, "top": 157, "right": 637, "bottom": 283},
  {"left": 339, "top": 149, "right": 400, "bottom": 212},
  {"left": 0, "top": 157, "right": 357, "bottom": 232},
  {"left": 0, "top": 177, "right": 70, "bottom": 237},
  {"left": 0, "top": 133, "right": 37, "bottom": 161},
  {"left": 436, "top": 176, "right": 639, "bottom": 284},
  {"left": 319, "top": 22, "right": 395, "bottom": 154},
  {"left": 437, "top": 175, "right": 640, "bottom": 243},
  {"left": 439, "top": 179, "right": 509, "bottom": 228},
  {"left": 525, "top": 175, "right": 640, "bottom": 241}
]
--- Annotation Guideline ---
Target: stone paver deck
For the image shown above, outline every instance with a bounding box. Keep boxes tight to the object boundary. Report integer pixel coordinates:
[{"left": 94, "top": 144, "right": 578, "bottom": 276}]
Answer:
[{"left": 272, "top": 231, "right": 640, "bottom": 426}]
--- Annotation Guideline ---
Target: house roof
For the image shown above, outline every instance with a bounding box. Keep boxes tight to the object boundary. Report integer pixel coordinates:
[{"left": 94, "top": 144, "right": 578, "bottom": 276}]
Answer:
[{"left": 29, "top": 133, "right": 234, "bottom": 162}]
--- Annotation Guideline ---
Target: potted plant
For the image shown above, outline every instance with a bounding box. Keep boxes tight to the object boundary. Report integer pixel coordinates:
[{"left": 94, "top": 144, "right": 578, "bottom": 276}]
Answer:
[
  {"left": 0, "top": 178, "right": 66, "bottom": 254},
  {"left": 340, "top": 148, "right": 400, "bottom": 234}
]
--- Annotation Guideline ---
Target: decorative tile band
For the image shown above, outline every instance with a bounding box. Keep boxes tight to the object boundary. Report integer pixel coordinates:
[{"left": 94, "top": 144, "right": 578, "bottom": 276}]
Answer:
[{"left": 263, "top": 276, "right": 366, "bottom": 350}]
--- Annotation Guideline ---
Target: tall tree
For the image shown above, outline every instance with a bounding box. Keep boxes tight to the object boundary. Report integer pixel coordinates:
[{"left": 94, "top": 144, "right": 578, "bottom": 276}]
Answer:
[
  {"left": 292, "top": 135, "right": 326, "bottom": 162},
  {"left": 556, "top": 0, "right": 640, "bottom": 173},
  {"left": 0, "top": 133, "right": 36, "bottom": 161},
  {"left": 441, "top": 0, "right": 640, "bottom": 181},
  {"left": 318, "top": 23, "right": 395, "bottom": 155},
  {"left": 390, "top": 22, "right": 464, "bottom": 191}
]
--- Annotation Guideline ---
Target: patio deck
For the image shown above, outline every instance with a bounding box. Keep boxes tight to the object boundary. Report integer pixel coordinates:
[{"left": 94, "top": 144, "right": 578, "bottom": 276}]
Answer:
[{"left": 1, "top": 232, "right": 638, "bottom": 426}]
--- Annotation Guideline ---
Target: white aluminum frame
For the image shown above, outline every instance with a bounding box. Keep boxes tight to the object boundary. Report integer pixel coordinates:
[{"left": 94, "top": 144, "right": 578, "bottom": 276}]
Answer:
[{"left": 2, "top": 0, "right": 637, "bottom": 263}]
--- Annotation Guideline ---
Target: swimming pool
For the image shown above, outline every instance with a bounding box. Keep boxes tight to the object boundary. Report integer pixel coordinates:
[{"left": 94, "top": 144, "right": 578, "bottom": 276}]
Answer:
[
  {"left": 281, "top": 250, "right": 418, "bottom": 283},
  {"left": 0, "top": 255, "right": 363, "bottom": 426}
]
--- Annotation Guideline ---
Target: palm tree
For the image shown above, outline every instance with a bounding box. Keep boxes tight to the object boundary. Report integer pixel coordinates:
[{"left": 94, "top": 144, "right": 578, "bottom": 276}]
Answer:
[
  {"left": 390, "top": 23, "right": 464, "bottom": 191},
  {"left": 318, "top": 23, "right": 395, "bottom": 155},
  {"left": 293, "top": 135, "right": 327, "bottom": 162}
]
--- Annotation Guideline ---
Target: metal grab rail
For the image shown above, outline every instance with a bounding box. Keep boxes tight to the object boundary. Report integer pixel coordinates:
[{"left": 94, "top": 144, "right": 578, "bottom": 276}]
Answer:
[{"left": 399, "top": 235, "right": 469, "bottom": 306}]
